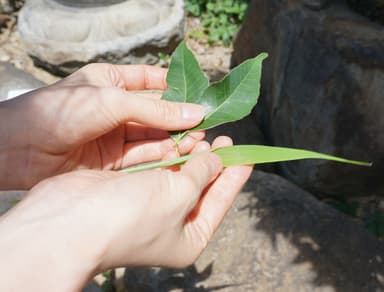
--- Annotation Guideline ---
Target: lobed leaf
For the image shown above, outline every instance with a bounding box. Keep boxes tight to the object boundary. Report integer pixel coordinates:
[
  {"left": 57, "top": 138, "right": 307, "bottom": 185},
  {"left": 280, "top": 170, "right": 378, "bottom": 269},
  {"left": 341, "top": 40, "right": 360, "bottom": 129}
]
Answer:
[
  {"left": 161, "top": 41, "right": 267, "bottom": 143},
  {"left": 193, "top": 53, "right": 268, "bottom": 131},
  {"left": 161, "top": 41, "right": 209, "bottom": 104}
]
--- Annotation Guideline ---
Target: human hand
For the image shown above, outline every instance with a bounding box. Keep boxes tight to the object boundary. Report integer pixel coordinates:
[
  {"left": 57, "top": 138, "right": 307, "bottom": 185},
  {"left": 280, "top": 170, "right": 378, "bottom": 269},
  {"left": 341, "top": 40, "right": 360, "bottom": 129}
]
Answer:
[
  {"left": 0, "top": 64, "right": 205, "bottom": 189},
  {"left": 0, "top": 136, "right": 252, "bottom": 291}
]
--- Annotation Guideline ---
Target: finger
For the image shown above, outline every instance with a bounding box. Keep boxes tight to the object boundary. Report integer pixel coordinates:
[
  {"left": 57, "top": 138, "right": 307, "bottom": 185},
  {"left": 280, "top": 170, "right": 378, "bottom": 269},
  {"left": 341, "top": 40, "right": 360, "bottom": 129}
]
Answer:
[
  {"left": 177, "top": 132, "right": 206, "bottom": 154},
  {"left": 211, "top": 136, "right": 233, "bottom": 149},
  {"left": 180, "top": 153, "right": 222, "bottom": 207},
  {"left": 129, "top": 90, "right": 163, "bottom": 100},
  {"left": 107, "top": 88, "right": 205, "bottom": 131},
  {"left": 165, "top": 139, "right": 210, "bottom": 162},
  {"left": 125, "top": 123, "right": 169, "bottom": 142},
  {"left": 39, "top": 84, "right": 204, "bottom": 150},
  {"left": 124, "top": 123, "right": 204, "bottom": 142},
  {"left": 162, "top": 133, "right": 207, "bottom": 172},
  {"left": 191, "top": 141, "right": 211, "bottom": 153},
  {"left": 73, "top": 64, "right": 168, "bottom": 90},
  {"left": 186, "top": 165, "right": 253, "bottom": 239},
  {"left": 121, "top": 132, "right": 205, "bottom": 168},
  {"left": 113, "top": 65, "right": 168, "bottom": 90},
  {"left": 121, "top": 139, "right": 175, "bottom": 168}
]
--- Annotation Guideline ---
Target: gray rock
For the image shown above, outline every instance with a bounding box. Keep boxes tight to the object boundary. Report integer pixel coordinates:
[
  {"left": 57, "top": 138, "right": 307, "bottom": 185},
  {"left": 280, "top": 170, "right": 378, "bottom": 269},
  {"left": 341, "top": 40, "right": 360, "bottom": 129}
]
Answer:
[
  {"left": 124, "top": 171, "right": 384, "bottom": 291},
  {"left": 232, "top": 0, "right": 384, "bottom": 197},
  {"left": 18, "top": 0, "right": 184, "bottom": 76},
  {"left": 0, "top": 62, "right": 45, "bottom": 101}
]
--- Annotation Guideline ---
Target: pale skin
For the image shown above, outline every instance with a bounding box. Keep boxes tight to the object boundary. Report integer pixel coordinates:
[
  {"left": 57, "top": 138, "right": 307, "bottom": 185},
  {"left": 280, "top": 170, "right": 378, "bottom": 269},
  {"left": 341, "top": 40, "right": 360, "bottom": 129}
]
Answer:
[{"left": 0, "top": 64, "right": 252, "bottom": 291}]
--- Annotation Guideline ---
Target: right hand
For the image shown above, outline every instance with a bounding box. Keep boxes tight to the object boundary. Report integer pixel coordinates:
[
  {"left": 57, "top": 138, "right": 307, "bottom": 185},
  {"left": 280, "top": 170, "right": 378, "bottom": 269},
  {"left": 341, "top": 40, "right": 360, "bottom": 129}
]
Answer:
[{"left": 0, "top": 137, "right": 253, "bottom": 291}]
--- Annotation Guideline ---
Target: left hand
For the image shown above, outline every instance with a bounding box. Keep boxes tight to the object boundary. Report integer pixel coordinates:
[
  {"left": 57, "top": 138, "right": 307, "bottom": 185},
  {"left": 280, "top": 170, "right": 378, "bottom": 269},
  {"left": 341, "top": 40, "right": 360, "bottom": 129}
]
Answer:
[{"left": 0, "top": 64, "right": 205, "bottom": 189}]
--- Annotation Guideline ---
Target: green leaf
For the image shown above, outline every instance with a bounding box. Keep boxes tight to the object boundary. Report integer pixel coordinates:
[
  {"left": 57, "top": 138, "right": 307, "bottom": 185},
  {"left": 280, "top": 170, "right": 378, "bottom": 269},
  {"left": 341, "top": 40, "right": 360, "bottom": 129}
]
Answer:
[
  {"left": 213, "top": 145, "right": 372, "bottom": 167},
  {"left": 193, "top": 53, "right": 268, "bottom": 131},
  {"left": 161, "top": 42, "right": 267, "bottom": 144},
  {"left": 161, "top": 41, "right": 210, "bottom": 143},
  {"left": 161, "top": 41, "right": 209, "bottom": 104},
  {"left": 120, "top": 145, "right": 371, "bottom": 174}
]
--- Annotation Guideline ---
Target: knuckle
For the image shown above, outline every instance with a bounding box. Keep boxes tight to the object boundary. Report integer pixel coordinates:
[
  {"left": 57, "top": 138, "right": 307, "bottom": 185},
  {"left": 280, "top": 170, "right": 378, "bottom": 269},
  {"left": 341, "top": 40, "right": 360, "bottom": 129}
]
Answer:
[{"left": 153, "top": 100, "right": 181, "bottom": 122}]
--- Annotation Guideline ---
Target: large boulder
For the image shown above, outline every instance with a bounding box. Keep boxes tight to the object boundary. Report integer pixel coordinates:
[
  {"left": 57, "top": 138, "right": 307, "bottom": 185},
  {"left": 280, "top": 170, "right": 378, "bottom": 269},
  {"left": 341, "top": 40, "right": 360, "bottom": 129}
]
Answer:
[
  {"left": 124, "top": 171, "right": 384, "bottom": 291},
  {"left": 231, "top": 0, "right": 384, "bottom": 197}
]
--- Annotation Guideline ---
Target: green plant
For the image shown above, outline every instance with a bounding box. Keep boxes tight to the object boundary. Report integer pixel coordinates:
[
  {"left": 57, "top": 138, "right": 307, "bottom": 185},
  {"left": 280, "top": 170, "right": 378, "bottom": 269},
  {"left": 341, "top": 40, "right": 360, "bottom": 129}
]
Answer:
[
  {"left": 185, "top": 0, "right": 250, "bottom": 46},
  {"left": 326, "top": 197, "right": 384, "bottom": 239},
  {"left": 101, "top": 270, "right": 115, "bottom": 292},
  {"left": 365, "top": 210, "right": 384, "bottom": 238},
  {"left": 157, "top": 52, "right": 171, "bottom": 67},
  {"left": 121, "top": 41, "right": 371, "bottom": 173}
]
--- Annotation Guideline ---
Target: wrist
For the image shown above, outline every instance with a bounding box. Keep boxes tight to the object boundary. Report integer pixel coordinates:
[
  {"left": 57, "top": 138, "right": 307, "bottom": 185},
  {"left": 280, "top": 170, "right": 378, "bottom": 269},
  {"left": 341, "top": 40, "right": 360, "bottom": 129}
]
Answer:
[
  {"left": 0, "top": 100, "right": 31, "bottom": 189},
  {"left": 0, "top": 199, "right": 101, "bottom": 291}
]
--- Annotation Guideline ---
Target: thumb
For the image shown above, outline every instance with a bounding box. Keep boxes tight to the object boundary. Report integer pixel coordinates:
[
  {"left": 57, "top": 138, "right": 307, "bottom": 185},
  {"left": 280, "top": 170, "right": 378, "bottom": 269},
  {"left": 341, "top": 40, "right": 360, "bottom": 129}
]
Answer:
[
  {"left": 179, "top": 152, "right": 223, "bottom": 210},
  {"left": 109, "top": 88, "right": 205, "bottom": 130}
]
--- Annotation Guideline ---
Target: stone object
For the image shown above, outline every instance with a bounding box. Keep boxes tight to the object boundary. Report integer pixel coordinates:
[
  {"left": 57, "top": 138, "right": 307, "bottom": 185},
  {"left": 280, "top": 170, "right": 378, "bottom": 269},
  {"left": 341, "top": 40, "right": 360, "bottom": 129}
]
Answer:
[
  {"left": 124, "top": 171, "right": 384, "bottom": 291},
  {"left": 0, "top": 62, "right": 45, "bottom": 101},
  {"left": 0, "top": 0, "right": 23, "bottom": 13},
  {"left": 232, "top": 0, "right": 384, "bottom": 197},
  {"left": 18, "top": 0, "right": 184, "bottom": 76}
]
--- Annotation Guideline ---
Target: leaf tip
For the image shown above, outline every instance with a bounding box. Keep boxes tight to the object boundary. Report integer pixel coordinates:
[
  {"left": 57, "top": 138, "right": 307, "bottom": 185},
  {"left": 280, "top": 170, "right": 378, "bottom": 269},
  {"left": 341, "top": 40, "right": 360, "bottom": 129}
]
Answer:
[{"left": 259, "top": 52, "right": 269, "bottom": 60}]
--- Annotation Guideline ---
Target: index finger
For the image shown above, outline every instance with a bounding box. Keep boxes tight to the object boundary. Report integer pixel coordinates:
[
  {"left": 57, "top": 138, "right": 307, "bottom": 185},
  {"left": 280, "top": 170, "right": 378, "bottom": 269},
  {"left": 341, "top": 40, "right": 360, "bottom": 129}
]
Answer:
[{"left": 114, "top": 65, "right": 168, "bottom": 90}]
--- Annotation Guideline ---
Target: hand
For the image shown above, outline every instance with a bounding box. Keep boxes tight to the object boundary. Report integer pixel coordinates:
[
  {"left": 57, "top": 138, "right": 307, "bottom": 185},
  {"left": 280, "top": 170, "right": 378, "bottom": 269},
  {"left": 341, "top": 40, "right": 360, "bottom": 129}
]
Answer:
[
  {"left": 0, "top": 64, "right": 205, "bottom": 189},
  {"left": 0, "top": 137, "right": 252, "bottom": 291}
]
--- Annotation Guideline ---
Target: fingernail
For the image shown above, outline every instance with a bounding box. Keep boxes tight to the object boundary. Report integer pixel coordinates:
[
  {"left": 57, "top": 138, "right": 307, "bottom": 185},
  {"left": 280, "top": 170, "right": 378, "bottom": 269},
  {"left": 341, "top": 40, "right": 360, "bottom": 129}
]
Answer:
[{"left": 181, "top": 104, "right": 205, "bottom": 122}]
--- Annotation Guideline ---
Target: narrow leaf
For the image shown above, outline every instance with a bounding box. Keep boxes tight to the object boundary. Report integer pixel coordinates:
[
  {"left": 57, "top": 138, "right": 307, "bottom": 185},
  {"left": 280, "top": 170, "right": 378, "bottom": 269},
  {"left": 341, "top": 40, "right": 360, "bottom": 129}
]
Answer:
[
  {"left": 192, "top": 53, "right": 268, "bottom": 131},
  {"left": 213, "top": 145, "right": 372, "bottom": 167},
  {"left": 161, "top": 41, "right": 209, "bottom": 104},
  {"left": 120, "top": 145, "right": 371, "bottom": 174}
]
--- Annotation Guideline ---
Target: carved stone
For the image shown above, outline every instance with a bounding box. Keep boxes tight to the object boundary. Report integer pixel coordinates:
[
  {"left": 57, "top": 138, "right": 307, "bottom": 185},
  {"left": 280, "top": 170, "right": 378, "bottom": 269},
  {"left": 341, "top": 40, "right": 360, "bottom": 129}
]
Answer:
[{"left": 18, "top": 0, "right": 184, "bottom": 75}]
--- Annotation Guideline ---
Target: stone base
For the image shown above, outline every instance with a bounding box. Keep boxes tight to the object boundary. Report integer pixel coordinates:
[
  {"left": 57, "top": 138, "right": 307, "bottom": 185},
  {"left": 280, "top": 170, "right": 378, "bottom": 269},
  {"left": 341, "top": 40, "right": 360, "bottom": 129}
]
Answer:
[
  {"left": 0, "top": 62, "right": 45, "bottom": 101},
  {"left": 18, "top": 0, "right": 184, "bottom": 76}
]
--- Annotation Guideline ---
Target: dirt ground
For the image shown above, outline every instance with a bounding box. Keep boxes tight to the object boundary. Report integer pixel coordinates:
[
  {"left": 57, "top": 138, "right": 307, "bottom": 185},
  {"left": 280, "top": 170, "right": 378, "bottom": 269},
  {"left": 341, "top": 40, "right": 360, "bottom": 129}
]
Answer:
[{"left": 0, "top": 13, "right": 232, "bottom": 84}]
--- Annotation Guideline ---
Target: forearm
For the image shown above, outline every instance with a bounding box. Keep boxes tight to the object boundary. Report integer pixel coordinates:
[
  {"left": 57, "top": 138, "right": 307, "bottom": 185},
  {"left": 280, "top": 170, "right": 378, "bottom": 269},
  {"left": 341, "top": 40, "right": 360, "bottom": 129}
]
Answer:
[{"left": 0, "top": 202, "right": 97, "bottom": 291}]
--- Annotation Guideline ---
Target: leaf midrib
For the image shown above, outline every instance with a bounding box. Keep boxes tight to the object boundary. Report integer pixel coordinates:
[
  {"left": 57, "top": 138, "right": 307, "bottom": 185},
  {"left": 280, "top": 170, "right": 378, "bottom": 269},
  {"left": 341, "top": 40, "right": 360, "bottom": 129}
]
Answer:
[
  {"left": 203, "top": 59, "right": 256, "bottom": 121},
  {"left": 182, "top": 47, "right": 188, "bottom": 102}
]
